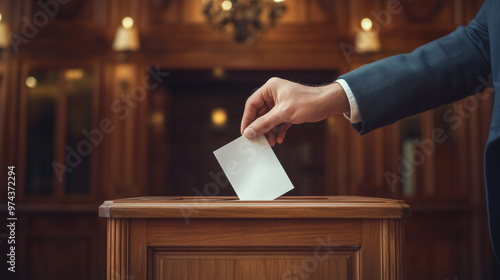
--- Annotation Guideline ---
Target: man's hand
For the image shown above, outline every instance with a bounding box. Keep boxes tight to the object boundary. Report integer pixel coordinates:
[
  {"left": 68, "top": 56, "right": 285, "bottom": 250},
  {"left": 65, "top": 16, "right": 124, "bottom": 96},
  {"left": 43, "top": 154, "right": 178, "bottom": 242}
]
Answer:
[{"left": 241, "top": 77, "right": 350, "bottom": 146}]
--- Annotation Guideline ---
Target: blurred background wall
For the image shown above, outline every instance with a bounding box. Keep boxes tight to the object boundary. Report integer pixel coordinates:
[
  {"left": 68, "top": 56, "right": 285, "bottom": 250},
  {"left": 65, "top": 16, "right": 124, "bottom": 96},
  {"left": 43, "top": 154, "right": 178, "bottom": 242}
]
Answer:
[{"left": 0, "top": 0, "right": 498, "bottom": 279}]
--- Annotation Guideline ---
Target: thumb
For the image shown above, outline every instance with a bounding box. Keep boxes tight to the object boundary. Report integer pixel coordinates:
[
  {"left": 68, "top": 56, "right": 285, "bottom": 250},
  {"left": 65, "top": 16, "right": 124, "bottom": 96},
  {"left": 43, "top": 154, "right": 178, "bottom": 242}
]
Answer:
[{"left": 243, "top": 107, "right": 284, "bottom": 139}]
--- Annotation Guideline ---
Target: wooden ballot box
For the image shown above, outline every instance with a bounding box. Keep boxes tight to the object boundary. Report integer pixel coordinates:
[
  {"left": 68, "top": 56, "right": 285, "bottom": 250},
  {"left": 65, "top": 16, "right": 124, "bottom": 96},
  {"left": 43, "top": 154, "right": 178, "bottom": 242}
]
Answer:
[{"left": 99, "top": 196, "right": 410, "bottom": 280}]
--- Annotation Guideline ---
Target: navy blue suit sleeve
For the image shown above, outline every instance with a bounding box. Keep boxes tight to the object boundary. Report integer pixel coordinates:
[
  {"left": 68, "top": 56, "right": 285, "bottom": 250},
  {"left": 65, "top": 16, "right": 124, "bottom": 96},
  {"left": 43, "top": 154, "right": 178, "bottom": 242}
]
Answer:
[{"left": 339, "top": 3, "right": 491, "bottom": 135}]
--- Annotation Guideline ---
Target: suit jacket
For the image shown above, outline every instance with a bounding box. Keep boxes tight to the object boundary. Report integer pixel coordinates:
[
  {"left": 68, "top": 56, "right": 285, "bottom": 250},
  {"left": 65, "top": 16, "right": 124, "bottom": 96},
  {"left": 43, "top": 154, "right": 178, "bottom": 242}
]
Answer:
[{"left": 340, "top": 0, "right": 500, "bottom": 261}]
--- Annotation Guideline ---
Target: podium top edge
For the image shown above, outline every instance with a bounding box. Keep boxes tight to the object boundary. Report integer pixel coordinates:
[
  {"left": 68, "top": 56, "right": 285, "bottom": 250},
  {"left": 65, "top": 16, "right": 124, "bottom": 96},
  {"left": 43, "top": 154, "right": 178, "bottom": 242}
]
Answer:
[{"left": 98, "top": 196, "right": 411, "bottom": 219}]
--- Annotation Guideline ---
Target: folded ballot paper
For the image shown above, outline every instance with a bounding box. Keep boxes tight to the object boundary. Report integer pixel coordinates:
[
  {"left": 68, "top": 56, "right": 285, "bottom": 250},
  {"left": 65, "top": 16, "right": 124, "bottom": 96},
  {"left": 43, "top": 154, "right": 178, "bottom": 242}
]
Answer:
[{"left": 213, "top": 135, "right": 294, "bottom": 200}]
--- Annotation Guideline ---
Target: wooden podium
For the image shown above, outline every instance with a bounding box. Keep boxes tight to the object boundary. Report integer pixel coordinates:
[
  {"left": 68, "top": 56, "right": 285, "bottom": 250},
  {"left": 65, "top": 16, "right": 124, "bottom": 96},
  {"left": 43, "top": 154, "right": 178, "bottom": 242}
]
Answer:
[{"left": 99, "top": 196, "right": 410, "bottom": 280}]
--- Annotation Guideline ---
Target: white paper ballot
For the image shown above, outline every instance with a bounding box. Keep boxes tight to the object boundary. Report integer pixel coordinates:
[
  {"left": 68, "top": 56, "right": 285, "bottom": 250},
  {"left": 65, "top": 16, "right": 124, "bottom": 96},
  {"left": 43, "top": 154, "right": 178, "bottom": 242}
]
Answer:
[{"left": 213, "top": 135, "right": 294, "bottom": 200}]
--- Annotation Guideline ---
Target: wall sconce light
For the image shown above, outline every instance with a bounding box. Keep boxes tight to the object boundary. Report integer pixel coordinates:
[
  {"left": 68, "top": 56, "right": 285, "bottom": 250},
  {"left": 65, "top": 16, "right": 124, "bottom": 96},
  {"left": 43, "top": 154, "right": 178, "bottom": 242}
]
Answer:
[
  {"left": 0, "top": 13, "right": 10, "bottom": 60},
  {"left": 112, "top": 17, "right": 140, "bottom": 61},
  {"left": 211, "top": 108, "right": 228, "bottom": 127},
  {"left": 355, "top": 18, "right": 381, "bottom": 54},
  {"left": 25, "top": 76, "right": 38, "bottom": 88}
]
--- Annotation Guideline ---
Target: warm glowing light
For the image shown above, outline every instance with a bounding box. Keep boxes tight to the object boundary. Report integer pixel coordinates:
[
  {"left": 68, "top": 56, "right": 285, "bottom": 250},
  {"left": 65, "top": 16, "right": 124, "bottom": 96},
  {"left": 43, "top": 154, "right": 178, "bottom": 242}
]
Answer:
[
  {"left": 0, "top": 13, "right": 3, "bottom": 22},
  {"left": 150, "top": 111, "right": 165, "bottom": 128},
  {"left": 26, "top": 76, "right": 38, "bottom": 88},
  {"left": 274, "top": 0, "right": 285, "bottom": 2},
  {"left": 212, "top": 66, "right": 226, "bottom": 78},
  {"left": 65, "top": 69, "right": 84, "bottom": 80},
  {"left": 211, "top": 108, "right": 228, "bottom": 126},
  {"left": 122, "top": 17, "right": 134, "bottom": 29},
  {"left": 361, "top": 18, "right": 373, "bottom": 32},
  {"left": 221, "top": 0, "right": 232, "bottom": 11}
]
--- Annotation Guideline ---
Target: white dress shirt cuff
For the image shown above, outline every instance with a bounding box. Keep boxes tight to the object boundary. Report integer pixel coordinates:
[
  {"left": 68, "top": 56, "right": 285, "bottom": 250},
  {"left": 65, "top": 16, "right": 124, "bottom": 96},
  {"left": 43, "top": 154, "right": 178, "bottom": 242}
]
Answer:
[{"left": 335, "top": 79, "right": 361, "bottom": 124}]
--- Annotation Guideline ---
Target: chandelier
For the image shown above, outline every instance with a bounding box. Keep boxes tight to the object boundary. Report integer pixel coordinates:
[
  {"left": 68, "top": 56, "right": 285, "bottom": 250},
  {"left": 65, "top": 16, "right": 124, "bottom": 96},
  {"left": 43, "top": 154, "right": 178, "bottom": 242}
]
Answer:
[{"left": 203, "top": 0, "right": 287, "bottom": 44}]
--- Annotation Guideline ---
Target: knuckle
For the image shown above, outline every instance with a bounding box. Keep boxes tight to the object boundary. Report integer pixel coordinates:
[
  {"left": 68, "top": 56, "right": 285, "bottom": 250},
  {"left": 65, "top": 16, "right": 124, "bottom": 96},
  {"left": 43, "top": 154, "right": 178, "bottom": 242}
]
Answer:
[{"left": 267, "top": 77, "right": 281, "bottom": 86}]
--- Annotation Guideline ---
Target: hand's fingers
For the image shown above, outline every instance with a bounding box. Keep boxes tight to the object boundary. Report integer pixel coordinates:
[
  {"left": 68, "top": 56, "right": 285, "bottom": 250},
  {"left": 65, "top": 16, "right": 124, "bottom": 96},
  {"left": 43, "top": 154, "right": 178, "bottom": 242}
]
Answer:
[
  {"left": 265, "top": 130, "right": 276, "bottom": 147},
  {"left": 241, "top": 103, "right": 272, "bottom": 139},
  {"left": 243, "top": 106, "right": 285, "bottom": 139},
  {"left": 256, "top": 105, "right": 270, "bottom": 119},
  {"left": 276, "top": 123, "right": 292, "bottom": 144},
  {"left": 241, "top": 84, "right": 274, "bottom": 135}
]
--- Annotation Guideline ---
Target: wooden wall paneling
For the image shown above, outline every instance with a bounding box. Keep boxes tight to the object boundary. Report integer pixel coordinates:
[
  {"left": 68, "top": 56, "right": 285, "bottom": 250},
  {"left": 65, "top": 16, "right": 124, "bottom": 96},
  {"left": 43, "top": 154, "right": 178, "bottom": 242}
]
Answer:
[
  {"left": 147, "top": 82, "right": 171, "bottom": 196},
  {"left": 421, "top": 111, "right": 436, "bottom": 198},
  {"left": 394, "top": 0, "right": 461, "bottom": 28},
  {"left": 140, "top": 0, "right": 351, "bottom": 71},
  {"left": 0, "top": 56, "right": 13, "bottom": 202},
  {"left": 324, "top": 116, "right": 343, "bottom": 195},
  {"left": 0, "top": 59, "right": 5, "bottom": 187},
  {"left": 466, "top": 95, "right": 490, "bottom": 205},
  {"left": 404, "top": 212, "right": 473, "bottom": 279},
  {"left": 98, "top": 62, "right": 114, "bottom": 200},
  {"left": 0, "top": 1, "right": 14, "bottom": 176},
  {"left": 149, "top": 0, "right": 182, "bottom": 24},
  {"left": 348, "top": 125, "right": 363, "bottom": 195},
  {"left": 98, "top": 62, "right": 149, "bottom": 200},
  {"left": 28, "top": 0, "right": 95, "bottom": 21},
  {"left": 103, "top": 62, "right": 127, "bottom": 199},
  {"left": 374, "top": 128, "right": 387, "bottom": 193},
  {"left": 345, "top": 127, "right": 394, "bottom": 197},
  {"left": 464, "top": 93, "right": 493, "bottom": 277},
  {"left": 118, "top": 64, "right": 136, "bottom": 195},
  {"left": 140, "top": 25, "right": 346, "bottom": 71},
  {"left": 53, "top": 67, "right": 68, "bottom": 199},
  {"left": 17, "top": 57, "right": 31, "bottom": 203},
  {"left": 2, "top": 56, "right": 20, "bottom": 193},
  {"left": 464, "top": 0, "right": 484, "bottom": 22},
  {"left": 336, "top": 117, "right": 354, "bottom": 195},
  {"left": 383, "top": 122, "right": 403, "bottom": 198},
  {"left": 309, "top": 0, "right": 336, "bottom": 24},
  {"left": 136, "top": 63, "right": 150, "bottom": 197},
  {"left": 280, "top": 0, "right": 308, "bottom": 23},
  {"left": 455, "top": 105, "right": 470, "bottom": 200},
  {"left": 181, "top": 0, "right": 206, "bottom": 23},
  {"left": 89, "top": 62, "right": 103, "bottom": 202},
  {"left": 17, "top": 212, "right": 101, "bottom": 280}
]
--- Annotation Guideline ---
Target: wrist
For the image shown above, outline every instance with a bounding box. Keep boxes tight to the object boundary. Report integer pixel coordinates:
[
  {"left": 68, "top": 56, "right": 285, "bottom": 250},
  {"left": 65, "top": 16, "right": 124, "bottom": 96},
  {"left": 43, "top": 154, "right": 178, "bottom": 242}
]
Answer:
[{"left": 319, "top": 82, "right": 350, "bottom": 118}]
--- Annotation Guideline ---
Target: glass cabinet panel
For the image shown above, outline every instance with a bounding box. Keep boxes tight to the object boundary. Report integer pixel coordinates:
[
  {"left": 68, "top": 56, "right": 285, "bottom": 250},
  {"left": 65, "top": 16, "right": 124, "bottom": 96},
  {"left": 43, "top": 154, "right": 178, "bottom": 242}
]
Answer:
[
  {"left": 65, "top": 69, "right": 93, "bottom": 194},
  {"left": 399, "top": 114, "right": 422, "bottom": 197},
  {"left": 24, "top": 68, "right": 94, "bottom": 197},
  {"left": 25, "top": 70, "right": 58, "bottom": 195}
]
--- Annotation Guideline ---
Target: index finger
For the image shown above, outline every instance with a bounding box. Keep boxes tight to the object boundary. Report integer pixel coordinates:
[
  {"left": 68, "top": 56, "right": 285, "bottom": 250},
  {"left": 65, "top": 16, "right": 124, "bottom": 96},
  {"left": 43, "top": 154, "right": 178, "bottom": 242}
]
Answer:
[{"left": 240, "top": 86, "right": 271, "bottom": 135}]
